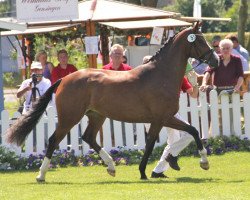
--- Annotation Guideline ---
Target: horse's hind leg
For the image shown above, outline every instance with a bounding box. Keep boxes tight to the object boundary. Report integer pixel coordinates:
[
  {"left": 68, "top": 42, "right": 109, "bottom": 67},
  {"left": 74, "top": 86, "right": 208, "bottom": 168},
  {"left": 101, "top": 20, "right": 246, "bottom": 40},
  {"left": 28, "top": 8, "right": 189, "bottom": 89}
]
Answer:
[
  {"left": 165, "top": 116, "right": 209, "bottom": 170},
  {"left": 139, "top": 123, "right": 162, "bottom": 180},
  {"left": 36, "top": 107, "right": 86, "bottom": 182},
  {"left": 36, "top": 126, "right": 71, "bottom": 182},
  {"left": 82, "top": 111, "right": 115, "bottom": 176}
]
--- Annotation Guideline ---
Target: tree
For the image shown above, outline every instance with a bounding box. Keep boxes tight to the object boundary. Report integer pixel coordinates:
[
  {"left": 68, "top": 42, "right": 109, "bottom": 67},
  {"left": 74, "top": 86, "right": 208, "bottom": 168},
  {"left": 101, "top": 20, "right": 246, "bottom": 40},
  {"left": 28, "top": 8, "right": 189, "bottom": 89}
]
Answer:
[
  {"left": 237, "top": 0, "right": 248, "bottom": 46},
  {"left": 141, "top": 0, "right": 158, "bottom": 7},
  {"left": 0, "top": 0, "right": 11, "bottom": 17},
  {"left": 120, "top": 0, "right": 141, "bottom": 6},
  {"left": 163, "top": 0, "right": 224, "bottom": 32},
  {"left": 118, "top": 0, "right": 157, "bottom": 7}
]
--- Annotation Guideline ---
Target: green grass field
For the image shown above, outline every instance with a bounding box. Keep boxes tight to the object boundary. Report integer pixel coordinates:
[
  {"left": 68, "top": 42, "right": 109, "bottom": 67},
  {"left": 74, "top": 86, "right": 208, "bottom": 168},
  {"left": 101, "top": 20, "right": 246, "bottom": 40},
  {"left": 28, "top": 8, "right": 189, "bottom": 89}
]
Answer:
[{"left": 0, "top": 152, "right": 250, "bottom": 200}]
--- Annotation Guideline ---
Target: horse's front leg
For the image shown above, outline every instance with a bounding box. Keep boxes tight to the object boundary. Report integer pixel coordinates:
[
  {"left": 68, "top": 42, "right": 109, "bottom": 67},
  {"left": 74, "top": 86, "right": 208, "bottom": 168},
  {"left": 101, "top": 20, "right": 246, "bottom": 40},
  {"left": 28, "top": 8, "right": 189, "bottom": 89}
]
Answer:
[
  {"left": 37, "top": 128, "right": 69, "bottom": 182},
  {"left": 139, "top": 123, "right": 162, "bottom": 180},
  {"left": 82, "top": 112, "right": 116, "bottom": 176},
  {"left": 165, "top": 116, "right": 209, "bottom": 170}
]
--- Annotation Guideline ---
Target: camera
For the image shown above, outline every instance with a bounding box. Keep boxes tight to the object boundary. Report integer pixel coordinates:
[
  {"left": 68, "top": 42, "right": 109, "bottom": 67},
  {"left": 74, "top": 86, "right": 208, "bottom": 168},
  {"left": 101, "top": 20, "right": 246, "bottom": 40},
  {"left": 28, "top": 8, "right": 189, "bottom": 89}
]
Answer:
[{"left": 31, "top": 73, "right": 43, "bottom": 85}]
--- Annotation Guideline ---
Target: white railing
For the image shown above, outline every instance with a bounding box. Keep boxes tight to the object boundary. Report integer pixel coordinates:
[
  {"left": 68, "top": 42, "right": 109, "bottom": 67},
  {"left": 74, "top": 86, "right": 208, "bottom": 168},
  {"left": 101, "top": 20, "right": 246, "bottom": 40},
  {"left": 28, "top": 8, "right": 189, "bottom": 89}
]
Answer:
[{"left": 1, "top": 91, "right": 250, "bottom": 156}]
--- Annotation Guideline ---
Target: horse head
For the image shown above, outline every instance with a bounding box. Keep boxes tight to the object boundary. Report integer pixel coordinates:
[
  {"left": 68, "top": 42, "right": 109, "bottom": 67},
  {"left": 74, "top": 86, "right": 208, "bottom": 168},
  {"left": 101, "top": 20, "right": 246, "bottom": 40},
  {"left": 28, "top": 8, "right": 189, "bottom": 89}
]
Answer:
[{"left": 182, "top": 22, "right": 219, "bottom": 69}]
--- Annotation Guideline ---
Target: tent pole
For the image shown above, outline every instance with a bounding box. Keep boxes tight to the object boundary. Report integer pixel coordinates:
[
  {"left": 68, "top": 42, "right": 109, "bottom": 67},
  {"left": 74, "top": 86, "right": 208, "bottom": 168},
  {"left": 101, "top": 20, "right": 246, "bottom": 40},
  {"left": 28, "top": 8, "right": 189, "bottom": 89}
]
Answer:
[
  {"left": 100, "top": 25, "right": 110, "bottom": 65},
  {"left": 0, "top": 36, "right": 4, "bottom": 113},
  {"left": 86, "top": 20, "right": 97, "bottom": 68}
]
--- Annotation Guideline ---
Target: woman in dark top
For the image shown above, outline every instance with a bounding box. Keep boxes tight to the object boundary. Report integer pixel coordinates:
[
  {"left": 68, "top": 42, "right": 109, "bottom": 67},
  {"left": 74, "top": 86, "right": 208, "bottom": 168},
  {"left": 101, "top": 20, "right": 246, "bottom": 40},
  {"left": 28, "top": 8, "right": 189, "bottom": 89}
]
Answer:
[{"left": 35, "top": 50, "right": 54, "bottom": 81}]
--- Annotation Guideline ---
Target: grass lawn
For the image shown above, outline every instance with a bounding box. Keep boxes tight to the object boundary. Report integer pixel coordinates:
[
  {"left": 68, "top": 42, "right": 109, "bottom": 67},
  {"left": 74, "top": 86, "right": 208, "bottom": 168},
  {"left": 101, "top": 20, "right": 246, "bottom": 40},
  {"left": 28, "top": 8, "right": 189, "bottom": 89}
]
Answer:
[{"left": 0, "top": 152, "right": 250, "bottom": 200}]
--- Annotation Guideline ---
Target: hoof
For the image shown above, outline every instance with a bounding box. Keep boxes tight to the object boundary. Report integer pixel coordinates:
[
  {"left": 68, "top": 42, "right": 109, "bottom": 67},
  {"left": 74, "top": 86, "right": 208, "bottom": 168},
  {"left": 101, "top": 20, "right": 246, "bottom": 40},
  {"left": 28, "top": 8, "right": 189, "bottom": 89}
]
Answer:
[
  {"left": 107, "top": 169, "right": 116, "bottom": 177},
  {"left": 200, "top": 161, "right": 209, "bottom": 170},
  {"left": 36, "top": 177, "right": 45, "bottom": 183},
  {"left": 140, "top": 175, "right": 148, "bottom": 180}
]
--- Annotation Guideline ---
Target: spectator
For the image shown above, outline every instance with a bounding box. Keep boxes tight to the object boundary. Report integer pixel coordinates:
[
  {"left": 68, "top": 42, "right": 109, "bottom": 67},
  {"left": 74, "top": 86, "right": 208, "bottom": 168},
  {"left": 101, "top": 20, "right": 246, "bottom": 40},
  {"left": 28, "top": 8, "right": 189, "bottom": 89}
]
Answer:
[
  {"left": 35, "top": 50, "right": 54, "bottom": 81},
  {"left": 200, "top": 39, "right": 244, "bottom": 93},
  {"left": 51, "top": 49, "right": 78, "bottom": 84},
  {"left": 51, "top": 49, "right": 78, "bottom": 143},
  {"left": 211, "top": 35, "right": 221, "bottom": 54},
  {"left": 225, "top": 34, "right": 249, "bottom": 62},
  {"left": 200, "top": 39, "right": 244, "bottom": 134},
  {"left": 102, "top": 44, "right": 132, "bottom": 145},
  {"left": 17, "top": 61, "right": 51, "bottom": 114},
  {"left": 102, "top": 44, "right": 132, "bottom": 71},
  {"left": 225, "top": 34, "right": 249, "bottom": 71}
]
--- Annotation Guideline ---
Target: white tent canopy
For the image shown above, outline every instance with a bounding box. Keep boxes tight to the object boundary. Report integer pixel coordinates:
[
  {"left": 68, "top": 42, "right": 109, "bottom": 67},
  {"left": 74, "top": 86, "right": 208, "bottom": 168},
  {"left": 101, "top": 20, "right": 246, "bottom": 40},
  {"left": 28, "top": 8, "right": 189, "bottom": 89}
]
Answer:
[
  {"left": 0, "top": 19, "right": 26, "bottom": 31},
  {"left": 0, "top": 24, "right": 77, "bottom": 36},
  {"left": 100, "top": 18, "right": 192, "bottom": 29}
]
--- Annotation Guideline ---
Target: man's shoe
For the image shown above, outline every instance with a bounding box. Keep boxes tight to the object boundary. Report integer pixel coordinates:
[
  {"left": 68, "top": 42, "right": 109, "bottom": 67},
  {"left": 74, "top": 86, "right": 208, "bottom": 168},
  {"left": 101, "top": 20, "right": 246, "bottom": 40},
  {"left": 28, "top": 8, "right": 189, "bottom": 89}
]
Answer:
[
  {"left": 166, "top": 154, "right": 180, "bottom": 171},
  {"left": 151, "top": 171, "right": 168, "bottom": 178}
]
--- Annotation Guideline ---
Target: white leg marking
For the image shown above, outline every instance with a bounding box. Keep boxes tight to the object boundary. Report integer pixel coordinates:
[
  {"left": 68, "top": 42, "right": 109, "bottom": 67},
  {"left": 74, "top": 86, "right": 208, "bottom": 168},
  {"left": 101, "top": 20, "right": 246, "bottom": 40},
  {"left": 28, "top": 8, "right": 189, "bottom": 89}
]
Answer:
[
  {"left": 199, "top": 148, "right": 209, "bottom": 170},
  {"left": 99, "top": 148, "right": 115, "bottom": 176},
  {"left": 36, "top": 157, "right": 51, "bottom": 182}
]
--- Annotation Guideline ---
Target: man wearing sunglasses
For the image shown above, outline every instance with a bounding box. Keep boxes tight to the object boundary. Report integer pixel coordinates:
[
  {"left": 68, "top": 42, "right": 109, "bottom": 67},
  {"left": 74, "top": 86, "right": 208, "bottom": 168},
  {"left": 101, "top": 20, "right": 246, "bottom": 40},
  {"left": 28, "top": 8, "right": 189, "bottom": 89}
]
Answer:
[{"left": 211, "top": 35, "right": 221, "bottom": 54}]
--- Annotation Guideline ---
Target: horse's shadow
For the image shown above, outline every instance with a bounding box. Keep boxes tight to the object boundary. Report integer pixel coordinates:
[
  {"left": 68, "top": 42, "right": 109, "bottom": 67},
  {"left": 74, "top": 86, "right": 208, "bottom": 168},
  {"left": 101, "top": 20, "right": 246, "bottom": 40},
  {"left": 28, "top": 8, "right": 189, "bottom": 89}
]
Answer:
[
  {"left": 26, "top": 176, "right": 221, "bottom": 185},
  {"left": 175, "top": 177, "right": 218, "bottom": 183}
]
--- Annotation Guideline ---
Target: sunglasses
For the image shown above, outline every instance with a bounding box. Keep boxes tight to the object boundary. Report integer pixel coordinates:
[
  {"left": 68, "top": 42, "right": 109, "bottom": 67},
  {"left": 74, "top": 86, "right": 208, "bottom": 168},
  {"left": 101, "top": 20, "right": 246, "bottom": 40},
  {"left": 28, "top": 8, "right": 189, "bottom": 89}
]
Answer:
[{"left": 213, "top": 45, "right": 219, "bottom": 48}]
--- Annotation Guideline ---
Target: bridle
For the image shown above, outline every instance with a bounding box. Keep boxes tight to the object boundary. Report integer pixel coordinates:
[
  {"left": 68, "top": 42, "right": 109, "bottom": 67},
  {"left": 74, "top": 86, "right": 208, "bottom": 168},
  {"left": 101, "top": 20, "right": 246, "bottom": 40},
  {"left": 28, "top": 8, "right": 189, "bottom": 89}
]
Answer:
[
  {"left": 193, "top": 48, "right": 215, "bottom": 68},
  {"left": 186, "top": 33, "right": 216, "bottom": 73}
]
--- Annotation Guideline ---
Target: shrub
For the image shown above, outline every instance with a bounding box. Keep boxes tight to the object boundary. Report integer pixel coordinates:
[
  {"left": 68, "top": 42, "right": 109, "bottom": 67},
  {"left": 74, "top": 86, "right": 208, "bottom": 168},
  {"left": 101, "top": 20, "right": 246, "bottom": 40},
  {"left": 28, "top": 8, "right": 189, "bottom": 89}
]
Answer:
[
  {"left": 3, "top": 72, "right": 22, "bottom": 88},
  {"left": 0, "top": 135, "right": 249, "bottom": 171}
]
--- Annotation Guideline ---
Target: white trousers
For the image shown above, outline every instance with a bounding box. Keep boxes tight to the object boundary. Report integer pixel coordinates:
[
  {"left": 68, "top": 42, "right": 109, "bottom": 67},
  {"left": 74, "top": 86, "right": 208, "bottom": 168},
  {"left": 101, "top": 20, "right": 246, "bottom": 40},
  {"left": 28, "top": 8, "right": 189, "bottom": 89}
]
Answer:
[{"left": 153, "top": 113, "right": 194, "bottom": 173}]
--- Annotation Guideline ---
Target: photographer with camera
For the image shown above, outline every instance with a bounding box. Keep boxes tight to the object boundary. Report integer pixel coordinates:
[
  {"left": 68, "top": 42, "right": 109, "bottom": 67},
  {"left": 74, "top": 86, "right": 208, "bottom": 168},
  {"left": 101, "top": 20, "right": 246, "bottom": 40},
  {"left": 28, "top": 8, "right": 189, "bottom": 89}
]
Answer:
[{"left": 17, "top": 61, "right": 51, "bottom": 114}]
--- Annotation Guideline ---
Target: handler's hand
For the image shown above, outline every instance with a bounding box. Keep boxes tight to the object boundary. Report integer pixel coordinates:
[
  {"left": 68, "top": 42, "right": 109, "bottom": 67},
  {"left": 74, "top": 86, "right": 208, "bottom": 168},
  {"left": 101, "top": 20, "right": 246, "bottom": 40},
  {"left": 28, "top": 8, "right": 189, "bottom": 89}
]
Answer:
[
  {"left": 199, "top": 84, "right": 210, "bottom": 92},
  {"left": 233, "top": 87, "right": 240, "bottom": 93}
]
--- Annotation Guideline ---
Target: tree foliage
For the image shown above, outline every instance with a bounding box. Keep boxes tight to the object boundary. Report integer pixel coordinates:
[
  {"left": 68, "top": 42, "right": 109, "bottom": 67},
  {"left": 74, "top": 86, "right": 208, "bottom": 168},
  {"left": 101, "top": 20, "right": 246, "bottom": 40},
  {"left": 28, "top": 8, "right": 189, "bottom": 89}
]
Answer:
[
  {"left": 0, "top": 1, "right": 11, "bottom": 18},
  {"left": 238, "top": 0, "right": 248, "bottom": 45},
  {"left": 141, "top": 0, "right": 158, "bottom": 7},
  {"left": 162, "top": 0, "right": 249, "bottom": 33}
]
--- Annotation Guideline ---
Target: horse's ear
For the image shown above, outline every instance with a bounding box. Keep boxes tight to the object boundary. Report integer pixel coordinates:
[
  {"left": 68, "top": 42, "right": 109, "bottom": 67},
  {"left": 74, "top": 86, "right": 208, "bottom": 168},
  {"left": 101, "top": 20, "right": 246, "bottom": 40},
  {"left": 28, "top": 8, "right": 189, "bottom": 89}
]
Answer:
[{"left": 193, "top": 21, "right": 200, "bottom": 33}]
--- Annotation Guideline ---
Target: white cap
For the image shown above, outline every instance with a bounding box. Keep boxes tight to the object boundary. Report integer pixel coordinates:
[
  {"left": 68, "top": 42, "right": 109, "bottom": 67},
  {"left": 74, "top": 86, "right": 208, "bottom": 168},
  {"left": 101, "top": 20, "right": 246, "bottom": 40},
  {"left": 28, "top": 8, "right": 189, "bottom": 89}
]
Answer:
[{"left": 31, "top": 61, "right": 43, "bottom": 70}]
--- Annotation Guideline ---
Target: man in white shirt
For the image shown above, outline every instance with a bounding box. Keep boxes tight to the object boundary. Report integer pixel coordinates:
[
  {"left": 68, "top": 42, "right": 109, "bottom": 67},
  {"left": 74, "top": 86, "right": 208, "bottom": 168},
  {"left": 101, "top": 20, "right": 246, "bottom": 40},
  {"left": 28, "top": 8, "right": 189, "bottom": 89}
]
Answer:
[{"left": 17, "top": 61, "right": 51, "bottom": 114}]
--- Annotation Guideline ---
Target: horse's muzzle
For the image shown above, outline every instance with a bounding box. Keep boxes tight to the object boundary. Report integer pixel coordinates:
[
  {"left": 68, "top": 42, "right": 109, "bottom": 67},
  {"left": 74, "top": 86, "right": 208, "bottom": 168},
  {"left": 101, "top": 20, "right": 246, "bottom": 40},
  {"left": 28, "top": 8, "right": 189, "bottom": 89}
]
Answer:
[{"left": 208, "top": 51, "right": 220, "bottom": 68}]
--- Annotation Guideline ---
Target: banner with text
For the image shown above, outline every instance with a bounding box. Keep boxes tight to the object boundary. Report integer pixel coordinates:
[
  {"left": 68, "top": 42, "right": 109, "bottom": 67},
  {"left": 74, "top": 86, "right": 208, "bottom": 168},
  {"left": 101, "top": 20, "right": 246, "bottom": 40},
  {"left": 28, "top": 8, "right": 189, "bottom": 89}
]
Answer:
[{"left": 17, "top": 0, "right": 78, "bottom": 22}]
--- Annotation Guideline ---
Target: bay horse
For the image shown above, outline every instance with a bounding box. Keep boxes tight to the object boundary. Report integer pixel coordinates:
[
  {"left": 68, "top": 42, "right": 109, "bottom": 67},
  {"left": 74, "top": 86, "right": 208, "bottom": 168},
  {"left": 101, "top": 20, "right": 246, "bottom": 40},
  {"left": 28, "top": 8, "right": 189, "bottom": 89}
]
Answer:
[{"left": 6, "top": 23, "right": 219, "bottom": 181}]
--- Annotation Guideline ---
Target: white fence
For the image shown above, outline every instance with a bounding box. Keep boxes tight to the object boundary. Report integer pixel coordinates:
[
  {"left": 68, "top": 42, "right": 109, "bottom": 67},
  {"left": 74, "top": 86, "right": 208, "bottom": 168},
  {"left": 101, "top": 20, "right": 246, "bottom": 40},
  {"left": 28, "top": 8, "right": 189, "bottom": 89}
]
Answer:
[{"left": 1, "top": 91, "right": 250, "bottom": 156}]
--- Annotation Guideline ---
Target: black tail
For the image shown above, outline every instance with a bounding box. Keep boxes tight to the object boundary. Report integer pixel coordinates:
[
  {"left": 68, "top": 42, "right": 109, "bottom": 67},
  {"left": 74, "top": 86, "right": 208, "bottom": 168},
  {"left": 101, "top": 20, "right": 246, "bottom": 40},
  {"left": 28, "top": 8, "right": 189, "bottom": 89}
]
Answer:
[{"left": 6, "top": 79, "right": 62, "bottom": 146}]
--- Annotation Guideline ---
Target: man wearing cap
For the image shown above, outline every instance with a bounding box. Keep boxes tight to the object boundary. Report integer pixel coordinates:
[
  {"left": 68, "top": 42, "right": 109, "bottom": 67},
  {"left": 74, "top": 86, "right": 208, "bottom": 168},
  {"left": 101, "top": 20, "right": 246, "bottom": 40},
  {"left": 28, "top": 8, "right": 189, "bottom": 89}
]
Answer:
[{"left": 17, "top": 61, "right": 51, "bottom": 114}]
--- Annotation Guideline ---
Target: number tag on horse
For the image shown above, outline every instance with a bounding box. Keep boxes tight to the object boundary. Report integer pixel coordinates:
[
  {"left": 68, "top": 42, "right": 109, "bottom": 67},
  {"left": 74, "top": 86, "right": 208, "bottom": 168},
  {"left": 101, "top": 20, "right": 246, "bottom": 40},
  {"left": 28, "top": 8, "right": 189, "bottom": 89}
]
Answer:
[{"left": 187, "top": 34, "right": 196, "bottom": 43}]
